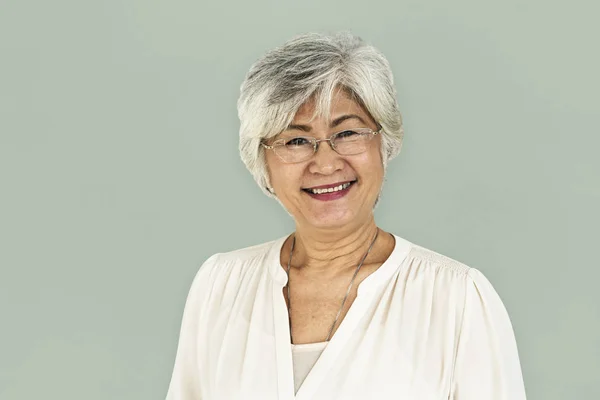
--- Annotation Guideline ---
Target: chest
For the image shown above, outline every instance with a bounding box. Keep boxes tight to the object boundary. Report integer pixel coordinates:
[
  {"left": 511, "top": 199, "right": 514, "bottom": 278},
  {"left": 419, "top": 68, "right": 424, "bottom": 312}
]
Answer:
[
  {"left": 197, "top": 266, "right": 462, "bottom": 400},
  {"left": 284, "top": 285, "right": 358, "bottom": 344},
  {"left": 283, "top": 265, "right": 380, "bottom": 344}
]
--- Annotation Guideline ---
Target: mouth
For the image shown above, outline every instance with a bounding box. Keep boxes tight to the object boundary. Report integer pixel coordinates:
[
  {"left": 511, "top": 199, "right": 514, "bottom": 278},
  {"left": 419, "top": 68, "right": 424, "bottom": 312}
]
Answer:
[{"left": 301, "top": 180, "right": 357, "bottom": 200}]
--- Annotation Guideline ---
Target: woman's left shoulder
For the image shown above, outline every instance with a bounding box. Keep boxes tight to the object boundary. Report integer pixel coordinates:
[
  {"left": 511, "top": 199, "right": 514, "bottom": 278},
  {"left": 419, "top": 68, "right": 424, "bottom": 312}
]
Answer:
[
  {"left": 399, "top": 237, "right": 473, "bottom": 277},
  {"left": 397, "top": 236, "right": 504, "bottom": 299}
]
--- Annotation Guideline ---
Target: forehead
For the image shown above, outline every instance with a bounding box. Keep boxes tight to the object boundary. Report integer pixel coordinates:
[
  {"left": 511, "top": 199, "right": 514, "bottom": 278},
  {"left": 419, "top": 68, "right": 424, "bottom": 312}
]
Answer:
[{"left": 292, "top": 90, "right": 369, "bottom": 125}]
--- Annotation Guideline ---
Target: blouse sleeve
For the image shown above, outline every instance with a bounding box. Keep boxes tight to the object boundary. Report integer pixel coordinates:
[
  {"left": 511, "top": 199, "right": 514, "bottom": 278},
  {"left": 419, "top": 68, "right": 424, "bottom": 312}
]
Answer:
[
  {"left": 450, "top": 268, "right": 527, "bottom": 399},
  {"left": 165, "top": 254, "right": 218, "bottom": 400}
]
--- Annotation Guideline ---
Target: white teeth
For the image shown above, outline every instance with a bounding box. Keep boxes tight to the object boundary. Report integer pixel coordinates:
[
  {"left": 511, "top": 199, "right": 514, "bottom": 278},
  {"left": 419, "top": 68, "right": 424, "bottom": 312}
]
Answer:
[{"left": 309, "top": 182, "right": 352, "bottom": 195}]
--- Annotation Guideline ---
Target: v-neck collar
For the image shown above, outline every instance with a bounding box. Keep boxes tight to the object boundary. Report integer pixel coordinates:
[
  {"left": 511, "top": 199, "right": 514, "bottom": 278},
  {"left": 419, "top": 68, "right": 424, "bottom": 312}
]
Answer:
[{"left": 268, "top": 233, "right": 413, "bottom": 399}]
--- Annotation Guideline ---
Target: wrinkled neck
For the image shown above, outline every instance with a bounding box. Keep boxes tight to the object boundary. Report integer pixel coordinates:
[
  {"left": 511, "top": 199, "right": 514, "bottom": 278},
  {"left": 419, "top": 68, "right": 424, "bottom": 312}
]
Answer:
[{"left": 288, "top": 218, "right": 379, "bottom": 276}]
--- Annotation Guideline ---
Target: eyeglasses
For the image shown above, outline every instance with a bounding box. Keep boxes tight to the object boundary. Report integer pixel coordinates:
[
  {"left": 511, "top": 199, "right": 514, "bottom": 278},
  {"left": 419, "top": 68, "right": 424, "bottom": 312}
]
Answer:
[{"left": 261, "top": 128, "right": 380, "bottom": 164}]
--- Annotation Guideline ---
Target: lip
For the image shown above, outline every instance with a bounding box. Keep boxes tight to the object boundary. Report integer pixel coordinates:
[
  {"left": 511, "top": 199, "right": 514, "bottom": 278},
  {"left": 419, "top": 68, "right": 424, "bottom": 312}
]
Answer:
[
  {"left": 303, "top": 180, "right": 356, "bottom": 190},
  {"left": 302, "top": 180, "right": 356, "bottom": 201}
]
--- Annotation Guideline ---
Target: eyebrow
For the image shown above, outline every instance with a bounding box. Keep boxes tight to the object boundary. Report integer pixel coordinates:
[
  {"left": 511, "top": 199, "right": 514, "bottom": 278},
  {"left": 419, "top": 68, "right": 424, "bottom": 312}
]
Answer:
[{"left": 284, "top": 114, "right": 368, "bottom": 132}]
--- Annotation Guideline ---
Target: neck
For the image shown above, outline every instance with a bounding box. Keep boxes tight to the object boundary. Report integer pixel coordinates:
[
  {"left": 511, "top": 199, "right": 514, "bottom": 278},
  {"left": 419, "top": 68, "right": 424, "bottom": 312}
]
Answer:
[{"left": 289, "top": 217, "right": 380, "bottom": 277}]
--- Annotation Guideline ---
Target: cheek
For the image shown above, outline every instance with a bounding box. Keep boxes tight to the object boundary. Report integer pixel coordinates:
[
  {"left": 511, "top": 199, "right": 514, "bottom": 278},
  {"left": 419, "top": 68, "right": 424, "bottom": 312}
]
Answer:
[
  {"left": 369, "top": 145, "right": 385, "bottom": 177},
  {"left": 265, "top": 157, "right": 302, "bottom": 191},
  {"left": 355, "top": 150, "right": 384, "bottom": 178},
  {"left": 265, "top": 154, "right": 284, "bottom": 185}
]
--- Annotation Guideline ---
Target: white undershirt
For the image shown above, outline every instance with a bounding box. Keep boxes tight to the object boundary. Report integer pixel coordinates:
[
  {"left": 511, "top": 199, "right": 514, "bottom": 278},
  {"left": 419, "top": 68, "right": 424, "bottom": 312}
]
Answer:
[{"left": 291, "top": 341, "right": 328, "bottom": 394}]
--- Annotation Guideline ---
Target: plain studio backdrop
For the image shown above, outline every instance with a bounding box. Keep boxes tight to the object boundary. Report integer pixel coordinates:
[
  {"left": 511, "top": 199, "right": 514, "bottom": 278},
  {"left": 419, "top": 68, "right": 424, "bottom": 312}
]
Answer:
[{"left": 1, "top": 0, "right": 598, "bottom": 399}]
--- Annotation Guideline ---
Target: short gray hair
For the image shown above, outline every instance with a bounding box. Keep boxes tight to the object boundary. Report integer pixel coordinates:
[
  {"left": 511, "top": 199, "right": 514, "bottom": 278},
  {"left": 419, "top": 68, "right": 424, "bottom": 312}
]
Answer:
[{"left": 238, "top": 32, "right": 404, "bottom": 198}]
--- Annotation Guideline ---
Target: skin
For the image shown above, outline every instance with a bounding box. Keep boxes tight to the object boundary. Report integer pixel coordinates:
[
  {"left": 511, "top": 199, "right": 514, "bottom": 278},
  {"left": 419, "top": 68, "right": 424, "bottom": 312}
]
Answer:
[{"left": 264, "top": 88, "right": 396, "bottom": 344}]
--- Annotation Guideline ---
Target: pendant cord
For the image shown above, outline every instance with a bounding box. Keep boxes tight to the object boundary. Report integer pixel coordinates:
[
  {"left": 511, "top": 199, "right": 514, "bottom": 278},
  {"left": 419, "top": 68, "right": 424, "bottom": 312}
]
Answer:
[{"left": 285, "top": 228, "right": 380, "bottom": 344}]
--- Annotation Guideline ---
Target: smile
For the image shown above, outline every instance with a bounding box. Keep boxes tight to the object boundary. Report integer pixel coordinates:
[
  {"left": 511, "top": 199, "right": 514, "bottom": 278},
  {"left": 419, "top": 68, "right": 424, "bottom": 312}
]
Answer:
[
  {"left": 307, "top": 182, "right": 352, "bottom": 194},
  {"left": 302, "top": 180, "right": 356, "bottom": 199}
]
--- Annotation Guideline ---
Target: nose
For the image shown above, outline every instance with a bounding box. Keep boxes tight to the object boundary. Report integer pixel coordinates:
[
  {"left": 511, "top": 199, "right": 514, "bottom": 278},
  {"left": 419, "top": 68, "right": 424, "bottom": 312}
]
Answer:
[
  {"left": 315, "top": 138, "right": 335, "bottom": 151},
  {"left": 308, "top": 138, "right": 344, "bottom": 175}
]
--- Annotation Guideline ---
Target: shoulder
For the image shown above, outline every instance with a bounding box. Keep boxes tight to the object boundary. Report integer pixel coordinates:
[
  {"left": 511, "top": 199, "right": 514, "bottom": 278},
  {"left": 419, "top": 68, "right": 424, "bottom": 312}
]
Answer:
[
  {"left": 403, "top": 240, "right": 472, "bottom": 277},
  {"left": 396, "top": 238, "right": 512, "bottom": 331},
  {"left": 189, "top": 237, "right": 284, "bottom": 289},
  {"left": 400, "top": 237, "right": 506, "bottom": 310},
  {"left": 398, "top": 238, "right": 497, "bottom": 296},
  {"left": 204, "top": 237, "right": 282, "bottom": 270}
]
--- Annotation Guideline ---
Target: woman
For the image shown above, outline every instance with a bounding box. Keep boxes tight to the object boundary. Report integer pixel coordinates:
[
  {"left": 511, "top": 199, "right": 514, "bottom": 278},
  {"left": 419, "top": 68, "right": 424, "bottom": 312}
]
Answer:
[{"left": 166, "top": 32, "right": 526, "bottom": 399}]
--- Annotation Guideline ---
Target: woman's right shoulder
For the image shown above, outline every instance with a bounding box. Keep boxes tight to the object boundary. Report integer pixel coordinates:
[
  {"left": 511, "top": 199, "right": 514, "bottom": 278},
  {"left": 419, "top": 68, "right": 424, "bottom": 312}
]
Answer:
[{"left": 190, "top": 236, "right": 286, "bottom": 286}]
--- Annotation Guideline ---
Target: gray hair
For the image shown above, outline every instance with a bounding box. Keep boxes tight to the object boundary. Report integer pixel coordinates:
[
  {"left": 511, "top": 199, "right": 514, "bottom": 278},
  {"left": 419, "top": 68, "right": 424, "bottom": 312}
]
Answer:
[{"left": 237, "top": 31, "right": 404, "bottom": 198}]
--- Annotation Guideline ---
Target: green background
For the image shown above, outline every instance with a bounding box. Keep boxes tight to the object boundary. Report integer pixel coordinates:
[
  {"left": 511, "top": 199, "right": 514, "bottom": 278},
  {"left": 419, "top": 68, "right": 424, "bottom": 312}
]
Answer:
[{"left": 1, "top": 0, "right": 598, "bottom": 399}]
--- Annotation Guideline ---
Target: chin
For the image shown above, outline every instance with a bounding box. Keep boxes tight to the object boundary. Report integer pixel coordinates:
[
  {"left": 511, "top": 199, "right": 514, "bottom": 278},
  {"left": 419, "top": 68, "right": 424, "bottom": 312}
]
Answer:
[{"left": 305, "top": 209, "right": 356, "bottom": 229}]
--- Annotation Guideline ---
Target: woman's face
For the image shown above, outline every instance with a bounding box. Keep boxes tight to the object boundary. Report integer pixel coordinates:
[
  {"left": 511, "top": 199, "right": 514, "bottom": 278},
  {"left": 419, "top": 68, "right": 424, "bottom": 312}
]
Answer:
[{"left": 265, "top": 90, "right": 384, "bottom": 230}]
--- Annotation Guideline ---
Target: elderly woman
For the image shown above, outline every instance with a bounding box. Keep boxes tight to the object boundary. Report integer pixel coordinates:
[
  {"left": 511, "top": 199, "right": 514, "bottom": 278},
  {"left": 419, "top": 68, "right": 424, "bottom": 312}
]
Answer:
[{"left": 166, "top": 32, "right": 526, "bottom": 400}]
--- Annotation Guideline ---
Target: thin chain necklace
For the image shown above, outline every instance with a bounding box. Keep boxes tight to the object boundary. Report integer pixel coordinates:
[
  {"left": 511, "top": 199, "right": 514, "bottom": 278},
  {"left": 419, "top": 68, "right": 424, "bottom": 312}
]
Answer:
[{"left": 285, "top": 228, "right": 380, "bottom": 344}]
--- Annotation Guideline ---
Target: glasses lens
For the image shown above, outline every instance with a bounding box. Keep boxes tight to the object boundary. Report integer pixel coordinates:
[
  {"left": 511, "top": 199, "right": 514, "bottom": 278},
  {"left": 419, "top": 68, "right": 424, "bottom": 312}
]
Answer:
[
  {"left": 273, "top": 137, "right": 314, "bottom": 163},
  {"left": 333, "top": 129, "right": 374, "bottom": 155}
]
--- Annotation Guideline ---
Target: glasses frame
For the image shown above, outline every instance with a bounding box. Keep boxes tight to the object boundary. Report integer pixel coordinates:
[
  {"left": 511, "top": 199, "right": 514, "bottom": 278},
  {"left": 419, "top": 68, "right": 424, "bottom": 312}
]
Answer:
[{"left": 261, "top": 127, "right": 381, "bottom": 164}]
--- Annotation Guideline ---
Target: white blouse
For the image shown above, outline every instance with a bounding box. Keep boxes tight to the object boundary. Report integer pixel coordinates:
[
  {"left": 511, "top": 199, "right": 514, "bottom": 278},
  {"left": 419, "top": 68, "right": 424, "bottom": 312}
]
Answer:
[{"left": 165, "top": 234, "right": 527, "bottom": 400}]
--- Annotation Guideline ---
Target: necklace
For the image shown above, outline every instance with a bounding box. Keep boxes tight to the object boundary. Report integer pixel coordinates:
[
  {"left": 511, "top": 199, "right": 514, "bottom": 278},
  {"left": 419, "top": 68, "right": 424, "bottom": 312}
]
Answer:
[{"left": 284, "top": 228, "right": 380, "bottom": 344}]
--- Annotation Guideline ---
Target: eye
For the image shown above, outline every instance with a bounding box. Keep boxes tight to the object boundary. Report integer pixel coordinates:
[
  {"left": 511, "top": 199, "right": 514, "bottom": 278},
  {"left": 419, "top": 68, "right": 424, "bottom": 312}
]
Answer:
[
  {"left": 285, "top": 137, "right": 312, "bottom": 147},
  {"left": 336, "top": 130, "right": 359, "bottom": 139}
]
